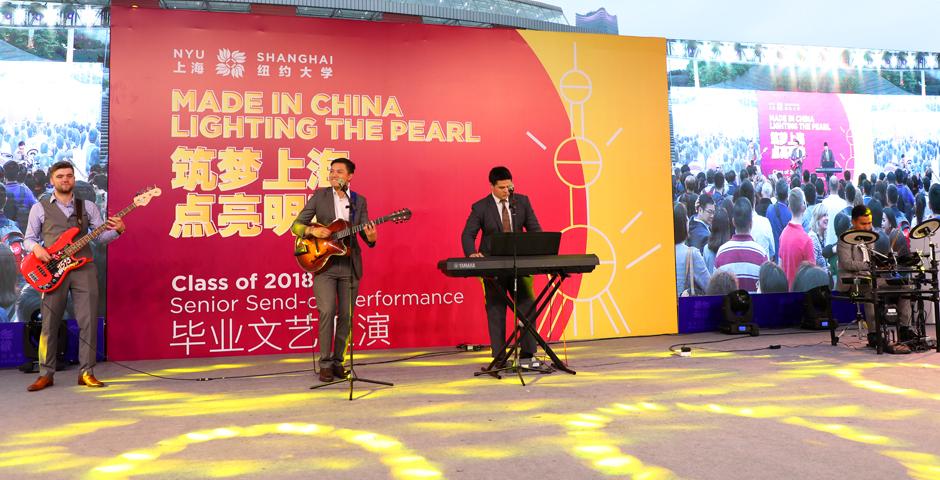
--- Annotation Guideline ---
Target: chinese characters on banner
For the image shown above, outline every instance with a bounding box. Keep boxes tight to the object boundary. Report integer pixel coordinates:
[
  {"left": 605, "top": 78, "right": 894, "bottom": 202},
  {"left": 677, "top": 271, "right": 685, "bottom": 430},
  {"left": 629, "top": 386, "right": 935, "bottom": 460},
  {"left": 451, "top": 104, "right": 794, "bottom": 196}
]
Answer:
[{"left": 169, "top": 312, "right": 391, "bottom": 355}]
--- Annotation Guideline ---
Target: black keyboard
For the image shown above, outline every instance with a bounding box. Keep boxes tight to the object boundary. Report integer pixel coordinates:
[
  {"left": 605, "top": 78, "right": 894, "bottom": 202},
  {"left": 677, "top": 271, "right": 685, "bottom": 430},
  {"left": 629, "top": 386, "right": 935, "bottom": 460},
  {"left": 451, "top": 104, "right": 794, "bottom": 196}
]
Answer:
[
  {"left": 816, "top": 167, "right": 843, "bottom": 174},
  {"left": 438, "top": 254, "right": 599, "bottom": 277}
]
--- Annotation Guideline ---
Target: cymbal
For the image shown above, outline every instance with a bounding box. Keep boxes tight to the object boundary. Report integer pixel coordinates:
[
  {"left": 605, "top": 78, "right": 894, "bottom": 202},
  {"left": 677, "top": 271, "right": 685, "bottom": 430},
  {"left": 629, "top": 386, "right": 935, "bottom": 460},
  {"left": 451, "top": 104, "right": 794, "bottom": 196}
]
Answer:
[
  {"left": 910, "top": 218, "right": 940, "bottom": 240},
  {"left": 840, "top": 229, "right": 879, "bottom": 246}
]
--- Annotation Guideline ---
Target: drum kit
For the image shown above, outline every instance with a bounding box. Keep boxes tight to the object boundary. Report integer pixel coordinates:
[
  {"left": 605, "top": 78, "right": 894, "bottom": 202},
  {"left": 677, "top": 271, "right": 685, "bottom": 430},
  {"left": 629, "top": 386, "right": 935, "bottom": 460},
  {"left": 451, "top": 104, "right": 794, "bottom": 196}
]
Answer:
[{"left": 839, "top": 218, "right": 940, "bottom": 354}]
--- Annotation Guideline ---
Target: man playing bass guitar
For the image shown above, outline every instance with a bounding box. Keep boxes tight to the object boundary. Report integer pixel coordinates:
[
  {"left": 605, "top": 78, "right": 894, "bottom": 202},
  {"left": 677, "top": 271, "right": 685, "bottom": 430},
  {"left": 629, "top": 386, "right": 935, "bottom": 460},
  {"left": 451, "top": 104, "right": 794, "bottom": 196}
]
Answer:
[
  {"left": 790, "top": 140, "right": 806, "bottom": 177},
  {"left": 24, "top": 161, "right": 126, "bottom": 392},
  {"left": 291, "top": 158, "right": 376, "bottom": 383}
]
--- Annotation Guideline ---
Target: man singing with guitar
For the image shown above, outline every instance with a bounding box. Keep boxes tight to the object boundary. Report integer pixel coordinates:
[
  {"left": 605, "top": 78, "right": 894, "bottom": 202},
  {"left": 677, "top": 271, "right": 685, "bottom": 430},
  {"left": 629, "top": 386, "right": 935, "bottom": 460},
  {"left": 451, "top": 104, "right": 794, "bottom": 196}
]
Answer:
[
  {"left": 24, "top": 161, "right": 125, "bottom": 392},
  {"left": 291, "top": 158, "right": 376, "bottom": 383}
]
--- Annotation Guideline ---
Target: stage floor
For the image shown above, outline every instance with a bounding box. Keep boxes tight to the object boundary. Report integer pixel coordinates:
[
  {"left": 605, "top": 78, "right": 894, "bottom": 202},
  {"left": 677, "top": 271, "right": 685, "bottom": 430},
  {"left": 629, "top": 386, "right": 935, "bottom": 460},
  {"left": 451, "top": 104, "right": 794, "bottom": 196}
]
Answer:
[{"left": 1, "top": 328, "right": 939, "bottom": 479}]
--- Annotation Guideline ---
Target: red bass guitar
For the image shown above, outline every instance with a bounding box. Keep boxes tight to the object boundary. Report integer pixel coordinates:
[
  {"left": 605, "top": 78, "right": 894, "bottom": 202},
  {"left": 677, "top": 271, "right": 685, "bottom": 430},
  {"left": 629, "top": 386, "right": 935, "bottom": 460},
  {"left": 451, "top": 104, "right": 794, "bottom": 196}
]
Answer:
[
  {"left": 20, "top": 186, "right": 161, "bottom": 292},
  {"left": 294, "top": 208, "right": 412, "bottom": 273}
]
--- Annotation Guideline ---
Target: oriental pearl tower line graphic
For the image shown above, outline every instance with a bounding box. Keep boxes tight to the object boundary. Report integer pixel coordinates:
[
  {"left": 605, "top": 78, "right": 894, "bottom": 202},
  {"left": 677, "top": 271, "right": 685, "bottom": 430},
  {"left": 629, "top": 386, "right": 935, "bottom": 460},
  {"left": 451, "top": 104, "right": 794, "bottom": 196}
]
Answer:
[{"left": 526, "top": 43, "right": 660, "bottom": 338}]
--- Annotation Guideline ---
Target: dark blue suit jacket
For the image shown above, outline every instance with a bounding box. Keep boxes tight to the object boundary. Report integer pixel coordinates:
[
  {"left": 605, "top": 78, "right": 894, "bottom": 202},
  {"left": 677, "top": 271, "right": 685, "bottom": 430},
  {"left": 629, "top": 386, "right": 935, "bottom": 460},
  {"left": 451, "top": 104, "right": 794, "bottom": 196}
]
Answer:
[{"left": 461, "top": 194, "right": 541, "bottom": 256}]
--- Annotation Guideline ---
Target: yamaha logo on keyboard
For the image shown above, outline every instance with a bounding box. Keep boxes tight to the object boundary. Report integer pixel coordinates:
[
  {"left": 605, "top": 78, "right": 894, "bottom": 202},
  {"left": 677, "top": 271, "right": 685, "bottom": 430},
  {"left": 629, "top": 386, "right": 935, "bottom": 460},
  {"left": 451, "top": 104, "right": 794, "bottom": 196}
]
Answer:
[{"left": 454, "top": 262, "right": 476, "bottom": 269}]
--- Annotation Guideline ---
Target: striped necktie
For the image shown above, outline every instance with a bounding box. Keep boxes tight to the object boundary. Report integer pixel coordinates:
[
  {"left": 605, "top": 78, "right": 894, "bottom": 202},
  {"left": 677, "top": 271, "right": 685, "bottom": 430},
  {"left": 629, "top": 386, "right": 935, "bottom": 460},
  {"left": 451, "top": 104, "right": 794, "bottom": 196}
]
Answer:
[{"left": 501, "top": 200, "right": 511, "bottom": 232}]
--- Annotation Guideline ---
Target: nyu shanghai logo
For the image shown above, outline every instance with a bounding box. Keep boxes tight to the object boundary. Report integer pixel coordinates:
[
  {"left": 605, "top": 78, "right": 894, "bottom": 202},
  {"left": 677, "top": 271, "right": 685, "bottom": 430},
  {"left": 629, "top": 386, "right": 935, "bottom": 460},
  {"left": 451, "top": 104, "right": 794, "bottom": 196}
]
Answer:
[
  {"left": 215, "top": 48, "right": 247, "bottom": 78},
  {"left": 171, "top": 47, "right": 335, "bottom": 79}
]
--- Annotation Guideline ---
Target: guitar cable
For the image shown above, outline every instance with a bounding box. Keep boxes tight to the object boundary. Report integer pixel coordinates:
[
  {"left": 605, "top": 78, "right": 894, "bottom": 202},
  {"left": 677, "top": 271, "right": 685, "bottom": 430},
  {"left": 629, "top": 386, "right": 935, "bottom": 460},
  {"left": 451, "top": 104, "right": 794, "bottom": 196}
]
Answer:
[
  {"left": 68, "top": 329, "right": 855, "bottom": 381},
  {"left": 67, "top": 332, "right": 467, "bottom": 382}
]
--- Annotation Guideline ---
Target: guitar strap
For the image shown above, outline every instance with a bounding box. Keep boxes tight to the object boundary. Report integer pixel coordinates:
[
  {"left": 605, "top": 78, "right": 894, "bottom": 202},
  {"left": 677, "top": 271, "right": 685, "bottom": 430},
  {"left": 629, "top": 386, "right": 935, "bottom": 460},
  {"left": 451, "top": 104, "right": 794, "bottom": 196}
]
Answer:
[{"left": 74, "top": 197, "right": 86, "bottom": 234}]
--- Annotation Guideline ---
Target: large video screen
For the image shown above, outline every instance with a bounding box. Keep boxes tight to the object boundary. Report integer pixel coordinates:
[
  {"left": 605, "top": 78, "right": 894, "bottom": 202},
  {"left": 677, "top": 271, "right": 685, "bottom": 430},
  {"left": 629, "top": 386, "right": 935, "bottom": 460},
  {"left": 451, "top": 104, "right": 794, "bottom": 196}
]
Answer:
[
  {"left": 670, "top": 78, "right": 940, "bottom": 297},
  {"left": 0, "top": 37, "right": 107, "bottom": 326}
]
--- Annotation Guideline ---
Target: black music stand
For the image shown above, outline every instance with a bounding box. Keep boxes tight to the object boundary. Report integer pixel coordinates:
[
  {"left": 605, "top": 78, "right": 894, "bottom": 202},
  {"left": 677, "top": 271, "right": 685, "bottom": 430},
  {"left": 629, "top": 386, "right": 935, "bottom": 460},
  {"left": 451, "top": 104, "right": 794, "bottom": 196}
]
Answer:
[{"left": 475, "top": 232, "right": 576, "bottom": 385}]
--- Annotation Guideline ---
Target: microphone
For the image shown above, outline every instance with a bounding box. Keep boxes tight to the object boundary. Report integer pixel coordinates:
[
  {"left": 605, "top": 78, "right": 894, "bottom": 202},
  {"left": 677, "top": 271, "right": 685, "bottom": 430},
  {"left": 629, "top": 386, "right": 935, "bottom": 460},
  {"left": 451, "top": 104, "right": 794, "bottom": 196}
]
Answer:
[
  {"left": 335, "top": 177, "right": 348, "bottom": 190},
  {"left": 507, "top": 184, "right": 516, "bottom": 211}
]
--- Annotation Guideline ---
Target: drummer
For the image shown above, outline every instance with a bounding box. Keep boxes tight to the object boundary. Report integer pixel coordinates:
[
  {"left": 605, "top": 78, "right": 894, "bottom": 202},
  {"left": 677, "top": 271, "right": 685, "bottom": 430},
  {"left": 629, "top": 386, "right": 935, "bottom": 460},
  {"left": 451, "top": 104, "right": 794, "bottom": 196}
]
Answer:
[{"left": 838, "top": 205, "right": 913, "bottom": 353}]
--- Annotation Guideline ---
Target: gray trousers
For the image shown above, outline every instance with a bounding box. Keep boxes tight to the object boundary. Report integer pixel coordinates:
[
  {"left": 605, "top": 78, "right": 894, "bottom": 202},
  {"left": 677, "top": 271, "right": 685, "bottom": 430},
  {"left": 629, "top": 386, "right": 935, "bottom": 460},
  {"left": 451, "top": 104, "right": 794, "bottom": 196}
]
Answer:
[
  {"left": 843, "top": 280, "right": 911, "bottom": 332},
  {"left": 313, "top": 258, "right": 358, "bottom": 367},
  {"left": 39, "top": 263, "right": 98, "bottom": 376}
]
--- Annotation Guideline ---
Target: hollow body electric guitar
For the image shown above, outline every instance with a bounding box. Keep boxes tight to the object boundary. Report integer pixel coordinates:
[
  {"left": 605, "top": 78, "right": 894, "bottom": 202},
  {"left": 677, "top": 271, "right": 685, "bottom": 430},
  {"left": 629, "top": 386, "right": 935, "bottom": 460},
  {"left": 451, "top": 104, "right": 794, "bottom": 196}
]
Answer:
[
  {"left": 295, "top": 208, "right": 412, "bottom": 273},
  {"left": 20, "top": 186, "right": 161, "bottom": 292}
]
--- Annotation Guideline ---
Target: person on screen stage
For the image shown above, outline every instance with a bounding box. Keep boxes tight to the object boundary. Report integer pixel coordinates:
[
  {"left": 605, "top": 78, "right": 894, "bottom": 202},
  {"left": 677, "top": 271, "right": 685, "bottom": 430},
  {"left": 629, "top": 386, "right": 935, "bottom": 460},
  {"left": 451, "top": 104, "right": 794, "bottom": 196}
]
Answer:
[
  {"left": 25, "top": 161, "right": 126, "bottom": 392},
  {"left": 789, "top": 140, "right": 805, "bottom": 176},
  {"left": 460, "top": 166, "right": 542, "bottom": 370},
  {"left": 820, "top": 142, "right": 835, "bottom": 168},
  {"left": 292, "top": 158, "right": 376, "bottom": 383}
]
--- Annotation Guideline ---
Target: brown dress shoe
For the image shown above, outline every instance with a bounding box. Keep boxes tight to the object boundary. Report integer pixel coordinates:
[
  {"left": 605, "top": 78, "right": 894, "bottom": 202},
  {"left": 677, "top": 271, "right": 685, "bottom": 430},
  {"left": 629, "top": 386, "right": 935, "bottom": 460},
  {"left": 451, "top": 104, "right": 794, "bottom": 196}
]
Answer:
[
  {"left": 78, "top": 372, "right": 105, "bottom": 387},
  {"left": 27, "top": 375, "right": 54, "bottom": 392},
  {"left": 26, "top": 375, "right": 55, "bottom": 392},
  {"left": 332, "top": 364, "right": 348, "bottom": 379},
  {"left": 318, "top": 368, "right": 334, "bottom": 382}
]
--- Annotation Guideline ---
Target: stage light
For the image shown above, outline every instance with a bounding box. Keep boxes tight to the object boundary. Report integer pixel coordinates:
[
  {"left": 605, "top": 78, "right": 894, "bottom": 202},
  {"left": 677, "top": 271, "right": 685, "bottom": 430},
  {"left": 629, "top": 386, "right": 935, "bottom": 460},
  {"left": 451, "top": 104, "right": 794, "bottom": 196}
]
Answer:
[
  {"left": 720, "top": 289, "right": 759, "bottom": 336},
  {"left": 802, "top": 285, "right": 838, "bottom": 330},
  {"left": 79, "top": 6, "right": 97, "bottom": 28},
  {"left": 44, "top": 5, "right": 57, "bottom": 26},
  {"left": 12, "top": 7, "right": 26, "bottom": 25}
]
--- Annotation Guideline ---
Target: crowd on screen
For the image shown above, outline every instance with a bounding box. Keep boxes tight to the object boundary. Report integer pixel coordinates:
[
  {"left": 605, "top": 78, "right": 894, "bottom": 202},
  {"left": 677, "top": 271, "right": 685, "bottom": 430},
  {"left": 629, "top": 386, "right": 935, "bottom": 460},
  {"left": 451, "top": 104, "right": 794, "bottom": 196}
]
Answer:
[
  {"left": 873, "top": 137, "right": 940, "bottom": 174},
  {"left": 672, "top": 134, "right": 756, "bottom": 175},
  {"left": 672, "top": 146, "right": 940, "bottom": 298},
  {"left": 1, "top": 119, "right": 104, "bottom": 177},
  {"left": 0, "top": 119, "right": 108, "bottom": 323}
]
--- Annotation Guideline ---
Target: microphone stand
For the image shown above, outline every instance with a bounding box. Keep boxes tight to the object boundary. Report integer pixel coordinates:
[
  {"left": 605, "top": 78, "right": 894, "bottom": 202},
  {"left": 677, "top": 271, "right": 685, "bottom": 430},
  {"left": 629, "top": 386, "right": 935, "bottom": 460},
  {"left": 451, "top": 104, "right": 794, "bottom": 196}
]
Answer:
[
  {"left": 507, "top": 190, "right": 526, "bottom": 383},
  {"left": 310, "top": 186, "right": 393, "bottom": 400},
  {"left": 930, "top": 235, "right": 940, "bottom": 352}
]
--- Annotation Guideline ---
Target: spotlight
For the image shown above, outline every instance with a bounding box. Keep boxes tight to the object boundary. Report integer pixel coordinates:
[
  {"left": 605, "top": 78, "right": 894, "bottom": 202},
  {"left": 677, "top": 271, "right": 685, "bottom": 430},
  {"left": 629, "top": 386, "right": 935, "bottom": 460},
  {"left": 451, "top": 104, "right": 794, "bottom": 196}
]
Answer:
[
  {"left": 720, "top": 289, "right": 759, "bottom": 336},
  {"left": 802, "top": 285, "right": 838, "bottom": 330}
]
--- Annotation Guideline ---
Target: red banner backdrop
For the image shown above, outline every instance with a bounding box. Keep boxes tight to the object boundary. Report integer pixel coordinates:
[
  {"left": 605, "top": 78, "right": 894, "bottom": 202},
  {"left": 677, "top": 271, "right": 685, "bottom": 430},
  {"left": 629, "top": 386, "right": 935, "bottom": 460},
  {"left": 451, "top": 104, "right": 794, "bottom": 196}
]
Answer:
[{"left": 107, "top": 7, "right": 588, "bottom": 360}]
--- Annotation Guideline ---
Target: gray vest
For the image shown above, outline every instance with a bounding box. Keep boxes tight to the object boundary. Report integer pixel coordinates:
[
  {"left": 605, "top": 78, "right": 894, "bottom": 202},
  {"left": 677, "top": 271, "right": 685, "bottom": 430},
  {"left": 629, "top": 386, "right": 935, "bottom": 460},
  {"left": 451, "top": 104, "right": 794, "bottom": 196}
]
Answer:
[{"left": 40, "top": 198, "right": 93, "bottom": 260}]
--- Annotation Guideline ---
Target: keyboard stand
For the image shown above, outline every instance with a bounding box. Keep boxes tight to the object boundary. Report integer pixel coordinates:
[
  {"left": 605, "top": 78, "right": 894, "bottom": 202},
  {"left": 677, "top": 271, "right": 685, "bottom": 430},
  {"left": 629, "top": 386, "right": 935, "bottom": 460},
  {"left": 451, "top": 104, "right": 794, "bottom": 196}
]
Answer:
[{"left": 475, "top": 272, "right": 576, "bottom": 384}]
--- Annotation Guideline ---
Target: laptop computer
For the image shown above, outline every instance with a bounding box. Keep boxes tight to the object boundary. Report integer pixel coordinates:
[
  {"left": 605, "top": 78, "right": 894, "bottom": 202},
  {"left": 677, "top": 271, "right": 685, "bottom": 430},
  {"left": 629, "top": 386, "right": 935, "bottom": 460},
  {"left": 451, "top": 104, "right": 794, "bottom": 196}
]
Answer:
[{"left": 488, "top": 232, "right": 561, "bottom": 257}]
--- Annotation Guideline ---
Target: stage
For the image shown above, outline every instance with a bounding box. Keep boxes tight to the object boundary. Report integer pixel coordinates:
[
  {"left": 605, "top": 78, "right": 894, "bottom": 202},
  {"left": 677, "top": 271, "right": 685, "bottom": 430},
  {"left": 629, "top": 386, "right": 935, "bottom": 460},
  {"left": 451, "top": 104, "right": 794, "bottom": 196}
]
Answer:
[{"left": 1, "top": 329, "right": 939, "bottom": 479}]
